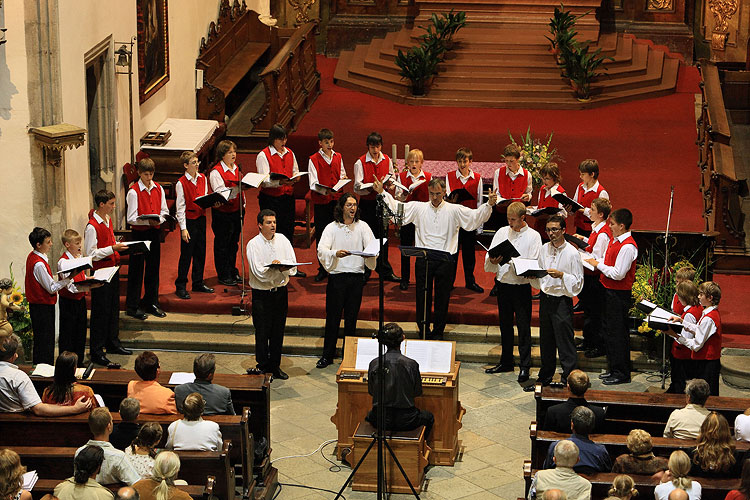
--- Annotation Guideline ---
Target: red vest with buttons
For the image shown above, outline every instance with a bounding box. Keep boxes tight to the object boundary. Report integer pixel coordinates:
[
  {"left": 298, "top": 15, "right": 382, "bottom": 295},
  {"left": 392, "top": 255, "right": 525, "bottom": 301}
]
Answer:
[
  {"left": 260, "top": 147, "right": 295, "bottom": 197},
  {"left": 584, "top": 223, "right": 612, "bottom": 275},
  {"left": 496, "top": 166, "right": 529, "bottom": 200},
  {"left": 25, "top": 252, "right": 56, "bottom": 305},
  {"left": 574, "top": 182, "right": 606, "bottom": 232},
  {"left": 212, "top": 163, "right": 244, "bottom": 213},
  {"left": 310, "top": 151, "right": 343, "bottom": 205},
  {"left": 672, "top": 305, "right": 702, "bottom": 359},
  {"left": 129, "top": 182, "right": 163, "bottom": 232},
  {"left": 671, "top": 292, "right": 685, "bottom": 316},
  {"left": 359, "top": 153, "right": 392, "bottom": 201},
  {"left": 399, "top": 170, "right": 432, "bottom": 202},
  {"left": 88, "top": 215, "right": 121, "bottom": 270},
  {"left": 58, "top": 253, "right": 85, "bottom": 301},
  {"left": 178, "top": 174, "right": 207, "bottom": 219},
  {"left": 692, "top": 308, "right": 722, "bottom": 360},
  {"left": 447, "top": 170, "right": 481, "bottom": 209},
  {"left": 538, "top": 184, "right": 564, "bottom": 209},
  {"left": 599, "top": 235, "right": 638, "bottom": 290}
]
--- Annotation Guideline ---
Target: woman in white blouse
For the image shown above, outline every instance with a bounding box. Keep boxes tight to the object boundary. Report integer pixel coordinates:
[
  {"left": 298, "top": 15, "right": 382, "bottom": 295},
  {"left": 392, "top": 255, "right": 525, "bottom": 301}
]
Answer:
[
  {"left": 124, "top": 422, "right": 163, "bottom": 478},
  {"left": 166, "top": 392, "right": 222, "bottom": 451}
]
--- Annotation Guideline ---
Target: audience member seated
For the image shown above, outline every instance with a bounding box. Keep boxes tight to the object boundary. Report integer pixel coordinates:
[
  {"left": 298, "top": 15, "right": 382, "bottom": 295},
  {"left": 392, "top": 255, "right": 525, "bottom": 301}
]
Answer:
[
  {"left": 132, "top": 451, "right": 191, "bottom": 500},
  {"left": 125, "top": 423, "right": 163, "bottom": 478},
  {"left": 664, "top": 379, "right": 711, "bottom": 440},
  {"left": 608, "top": 474, "right": 638, "bottom": 500},
  {"left": 174, "top": 354, "right": 234, "bottom": 416},
  {"left": 543, "top": 369, "right": 606, "bottom": 433},
  {"left": 166, "top": 393, "right": 222, "bottom": 451},
  {"left": 111, "top": 398, "right": 141, "bottom": 451},
  {"left": 76, "top": 407, "right": 140, "bottom": 486},
  {"left": 655, "top": 450, "right": 702, "bottom": 500},
  {"left": 127, "top": 352, "right": 177, "bottom": 415},
  {"left": 529, "top": 440, "right": 592, "bottom": 500},
  {"left": 690, "top": 412, "right": 740, "bottom": 478},
  {"left": 54, "top": 445, "right": 114, "bottom": 500},
  {"left": 114, "top": 486, "right": 139, "bottom": 500},
  {"left": 725, "top": 458, "right": 750, "bottom": 500},
  {"left": 0, "top": 449, "right": 32, "bottom": 500},
  {"left": 41, "top": 351, "right": 98, "bottom": 407},
  {"left": 669, "top": 489, "right": 690, "bottom": 500},
  {"left": 612, "top": 429, "right": 669, "bottom": 475},
  {"left": 736, "top": 409, "right": 750, "bottom": 443},
  {"left": 543, "top": 489, "right": 567, "bottom": 500},
  {"left": 543, "top": 406, "right": 613, "bottom": 474},
  {"left": 0, "top": 335, "right": 92, "bottom": 416}
]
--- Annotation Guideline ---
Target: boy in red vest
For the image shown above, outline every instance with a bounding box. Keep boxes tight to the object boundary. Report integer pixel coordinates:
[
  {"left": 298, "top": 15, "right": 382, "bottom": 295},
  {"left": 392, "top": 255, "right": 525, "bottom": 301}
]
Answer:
[
  {"left": 25, "top": 227, "right": 72, "bottom": 364},
  {"left": 396, "top": 148, "right": 432, "bottom": 290},
  {"left": 570, "top": 159, "right": 609, "bottom": 237},
  {"left": 533, "top": 163, "right": 567, "bottom": 240},
  {"left": 308, "top": 128, "right": 347, "bottom": 282},
  {"left": 446, "top": 147, "right": 484, "bottom": 293},
  {"left": 666, "top": 280, "right": 702, "bottom": 394},
  {"left": 585, "top": 208, "right": 638, "bottom": 385},
  {"left": 671, "top": 266, "right": 696, "bottom": 316},
  {"left": 354, "top": 131, "right": 399, "bottom": 282},
  {"left": 174, "top": 151, "right": 214, "bottom": 299},
  {"left": 85, "top": 190, "right": 129, "bottom": 366},
  {"left": 58, "top": 229, "right": 95, "bottom": 365},
  {"left": 126, "top": 157, "right": 168, "bottom": 320},
  {"left": 209, "top": 140, "right": 245, "bottom": 286}
]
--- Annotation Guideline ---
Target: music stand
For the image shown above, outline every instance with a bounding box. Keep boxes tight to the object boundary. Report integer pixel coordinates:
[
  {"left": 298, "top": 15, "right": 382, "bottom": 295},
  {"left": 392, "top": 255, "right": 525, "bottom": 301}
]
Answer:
[{"left": 399, "top": 246, "right": 453, "bottom": 340}]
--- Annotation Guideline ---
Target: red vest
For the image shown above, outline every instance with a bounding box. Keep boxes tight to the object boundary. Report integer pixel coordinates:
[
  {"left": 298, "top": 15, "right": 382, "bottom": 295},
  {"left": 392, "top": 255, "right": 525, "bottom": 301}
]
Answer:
[
  {"left": 359, "top": 153, "right": 392, "bottom": 201},
  {"left": 212, "top": 163, "right": 244, "bottom": 213},
  {"left": 399, "top": 171, "right": 432, "bottom": 202},
  {"left": 671, "top": 292, "right": 685, "bottom": 316},
  {"left": 496, "top": 166, "right": 529, "bottom": 200},
  {"left": 309, "top": 151, "right": 343, "bottom": 205},
  {"left": 447, "top": 170, "right": 481, "bottom": 209},
  {"left": 58, "top": 252, "right": 85, "bottom": 301},
  {"left": 599, "top": 235, "right": 638, "bottom": 290},
  {"left": 178, "top": 174, "right": 207, "bottom": 219},
  {"left": 87, "top": 214, "right": 121, "bottom": 270},
  {"left": 25, "top": 252, "right": 57, "bottom": 305},
  {"left": 130, "top": 182, "right": 163, "bottom": 232},
  {"left": 692, "top": 308, "right": 722, "bottom": 360},
  {"left": 574, "top": 182, "right": 606, "bottom": 232},
  {"left": 259, "top": 147, "right": 295, "bottom": 197},
  {"left": 584, "top": 223, "right": 612, "bottom": 276},
  {"left": 538, "top": 184, "right": 564, "bottom": 209},
  {"left": 671, "top": 305, "right": 702, "bottom": 359}
]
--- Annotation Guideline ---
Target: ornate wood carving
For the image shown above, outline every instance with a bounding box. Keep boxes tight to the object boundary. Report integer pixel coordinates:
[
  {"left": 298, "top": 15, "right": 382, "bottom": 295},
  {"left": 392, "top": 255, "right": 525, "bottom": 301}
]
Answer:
[
  {"left": 708, "top": 0, "right": 738, "bottom": 50},
  {"left": 646, "top": 0, "right": 673, "bottom": 10},
  {"left": 288, "top": 0, "right": 317, "bottom": 25}
]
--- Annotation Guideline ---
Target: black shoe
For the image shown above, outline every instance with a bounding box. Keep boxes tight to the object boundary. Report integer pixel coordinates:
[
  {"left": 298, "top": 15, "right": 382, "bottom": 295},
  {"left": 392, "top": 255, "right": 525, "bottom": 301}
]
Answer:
[
  {"left": 574, "top": 337, "right": 586, "bottom": 348},
  {"left": 399, "top": 281, "right": 409, "bottom": 291},
  {"left": 489, "top": 283, "right": 499, "bottom": 297},
  {"left": 485, "top": 363, "right": 514, "bottom": 374},
  {"left": 245, "top": 367, "right": 263, "bottom": 375},
  {"left": 316, "top": 357, "right": 333, "bottom": 369},
  {"left": 518, "top": 368, "right": 530, "bottom": 383},
  {"left": 233, "top": 273, "right": 242, "bottom": 282},
  {"left": 91, "top": 354, "right": 112, "bottom": 366},
  {"left": 466, "top": 282, "right": 484, "bottom": 293},
  {"left": 572, "top": 302, "right": 584, "bottom": 313},
  {"left": 126, "top": 309, "right": 148, "bottom": 320},
  {"left": 273, "top": 368, "right": 289, "bottom": 380},
  {"left": 314, "top": 270, "right": 328, "bottom": 282},
  {"left": 585, "top": 347, "right": 606, "bottom": 358},
  {"left": 218, "top": 277, "right": 238, "bottom": 286},
  {"left": 523, "top": 384, "right": 538, "bottom": 392},
  {"left": 382, "top": 273, "right": 401, "bottom": 283},
  {"left": 176, "top": 289, "right": 191, "bottom": 300},
  {"left": 598, "top": 372, "right": 612, "bottom": 379},
  {"left": 294, "top": 270, "right": 307, "bottom": 278},
  {"left": 192, "top": 284, "right": 215, "bottom": 293},
  {"left": 148, "top": 305, "right": 167, "bottom": 318},
  {"left": 109, "top": 346, "right": 133, "bottom": 355},
  {"left": 602, "top": 376, "right": 631, "bottom": 385}
]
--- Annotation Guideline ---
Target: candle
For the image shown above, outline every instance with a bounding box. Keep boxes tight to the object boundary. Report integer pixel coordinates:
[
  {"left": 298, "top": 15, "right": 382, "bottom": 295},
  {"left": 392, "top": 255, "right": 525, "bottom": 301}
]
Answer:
[
  {"left": 404, "top": 144, "right": 410, "bottom": 161},
  {"left": 392, "top": 144, "right": 397, "bottom": 165}
]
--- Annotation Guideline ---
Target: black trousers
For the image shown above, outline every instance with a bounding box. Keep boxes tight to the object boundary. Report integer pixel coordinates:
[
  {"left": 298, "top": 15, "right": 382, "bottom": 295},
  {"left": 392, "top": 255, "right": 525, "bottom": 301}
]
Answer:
[
  {"left": 366, "top": 406, "right": 435, "bottom": 440},
  {"left": 59, "top": 296, "right": 87, "bottom": 364},
  {"left": 29, "top": 303, "right": 55, "bottom": 365},
  {"left": 211, "top": 209, "right": 243, "bottom": 282},
  {"left": 415, "top": 257, "right": 455, "bottom": 339},
  {"left": 454, "top": 228, "right": 477, "bottom": 286},
  {"left": 126, "top": 228, "right": 161, "bottom": 310},
  {"left": 692, "top": 358, "right": 721, "bottom": 395},
  {"left": 580, "top": 273, "right": 605, "bottom": 349},
  {"left": 259, "top": 192, "right": 294, "bottom": 242},
  {"left": 603, "top": 287, "right": 632, "bottom": 380},
  {"left": 314, "top": 201, "right": 336, "bottom": 272},
  {"left": 538, "top": 293, "right": 577, "bottom": 383},
  {"left": 399, "top": 223, "right": 415, "bottom": 283},
  {"left": 175, "top": 216, "right": 207, "bottom": 290},
  {"left": 496, "top": 282, "right": 532, "bottom": 369},
  {"left": 252, "top": 286, "right": 288, "bottom": 373},
  {"left": 359, "top": 198, "right": 394, "bottom": 276},
  {"left": 90, "top": 271, "right": 121, "bottom": 357},
  {"left": 322, "top": 273, "right": 365, "bottom": 360},
  {"left": 667, "top": 353, "right": 692, "bottom": 394}
]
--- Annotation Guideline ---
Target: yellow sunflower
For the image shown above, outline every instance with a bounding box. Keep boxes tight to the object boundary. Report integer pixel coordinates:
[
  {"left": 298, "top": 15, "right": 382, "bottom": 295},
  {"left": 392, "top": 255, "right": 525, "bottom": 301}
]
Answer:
[{"left": 10, "top": 291, "right": 24, "bottom": 305}]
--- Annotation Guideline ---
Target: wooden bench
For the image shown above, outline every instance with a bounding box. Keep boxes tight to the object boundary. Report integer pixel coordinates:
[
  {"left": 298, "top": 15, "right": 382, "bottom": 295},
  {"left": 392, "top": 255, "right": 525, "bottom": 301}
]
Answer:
[{"left": 33, "top": 477, "right": 215, "bottom": 500}]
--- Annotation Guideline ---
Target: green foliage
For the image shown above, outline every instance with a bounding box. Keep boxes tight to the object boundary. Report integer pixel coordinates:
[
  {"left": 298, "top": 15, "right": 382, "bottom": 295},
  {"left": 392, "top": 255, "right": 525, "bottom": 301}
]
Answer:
[
  {"left": 508, "top": 126, "right": 560, "bottom": 188},
  {"left": 395, "top": 46, "right": 441, "bottom": 96},
  {"left": 545, "top": 4, "right": 582, "bottom": 50},
  {"left": 6, "top": 263, "right": 33, "bottom": 354},
  {"left": 560, "top": 43, "right": 612, "bottom": 99}
]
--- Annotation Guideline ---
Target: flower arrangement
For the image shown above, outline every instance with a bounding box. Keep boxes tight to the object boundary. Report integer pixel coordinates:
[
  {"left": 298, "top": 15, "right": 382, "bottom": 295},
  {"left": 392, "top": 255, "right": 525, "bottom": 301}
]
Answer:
[
  {"left": 508, "top": 127, "right": 560, "bottom": 188},
  {"left": 5, "top": 264, "right": 33, "bottom": 355}
]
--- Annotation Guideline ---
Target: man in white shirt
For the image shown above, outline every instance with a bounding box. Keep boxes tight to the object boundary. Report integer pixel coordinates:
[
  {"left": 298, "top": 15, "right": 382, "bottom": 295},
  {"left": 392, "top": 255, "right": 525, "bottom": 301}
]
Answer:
[
  {"left": 528, "top": 439, "right": 591, "bottom": 500},
  {"left": 374, "top": 177, "right": 498, "bottom": 340},
  {"left": 529, "top": 215, "right": 584, "bottom": 392},
  {"left": 246, "top": 209, "right": 298, "bottom": 380},
  {"left": 316, "top": 194, "right": 376, "bottom": 368},
  {"left": 76, "top": 407, "right": 140, "bottom": 485},
  {"left": 485, "top": 202, "right": 542, "bottom": 382},
  {"left": 663, "top": 378, "right": 711, "bottom": 439}
]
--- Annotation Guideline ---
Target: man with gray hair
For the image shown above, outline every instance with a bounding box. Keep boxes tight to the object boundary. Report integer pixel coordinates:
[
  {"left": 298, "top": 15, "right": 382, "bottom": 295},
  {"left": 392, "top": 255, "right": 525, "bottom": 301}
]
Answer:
[
  {"left": 543, "top": 489, "right": 568, "bottom": 500},
  {"left": 544, "top": 406, "right": 611, "bottom": 473},
  {"left": 668, "top": 488, "right": 689, "bottom": 500},
  {"left": 529, "top": 440, "right": 591, "bottom": 500},
  {"left": 110, "top": 398, "right": 140, "bottom": 450},
  {"left": 115, "top": 486, "right": 139, "bottom": 500},
  {"left": 175, "top": 353, "right": 234, "bottom": 415},
  {"left": 664, "top": 378, "right": 711, "bottom": 439}
]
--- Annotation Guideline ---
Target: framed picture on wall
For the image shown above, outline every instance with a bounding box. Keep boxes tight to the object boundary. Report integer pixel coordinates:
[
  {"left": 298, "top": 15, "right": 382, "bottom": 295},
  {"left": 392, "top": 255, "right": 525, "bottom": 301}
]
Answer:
[{"left": 136, "top": 0, "right": 170, "bottom": 104}]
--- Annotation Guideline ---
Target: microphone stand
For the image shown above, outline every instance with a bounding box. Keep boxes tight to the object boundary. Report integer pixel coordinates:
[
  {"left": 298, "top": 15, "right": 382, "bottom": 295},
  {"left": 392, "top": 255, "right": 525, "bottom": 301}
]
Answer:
[{"left": 661, "top": 186, "right": 675, "bottom": 390}]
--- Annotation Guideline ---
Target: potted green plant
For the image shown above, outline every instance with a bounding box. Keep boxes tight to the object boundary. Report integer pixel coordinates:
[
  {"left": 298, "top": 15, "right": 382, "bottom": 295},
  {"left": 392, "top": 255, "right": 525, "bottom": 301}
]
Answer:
[
  {"left": 395, "top": 45, "right": 441, "bottom": 96},
  {"left": 419, "top": 10, "right": 467, "bottom": 53},
  {"left": 560, "top": 43, "right": 611, "bottom": 101},
  {"left": 5, "top": 264, "right": 33, "bottom": 361}
]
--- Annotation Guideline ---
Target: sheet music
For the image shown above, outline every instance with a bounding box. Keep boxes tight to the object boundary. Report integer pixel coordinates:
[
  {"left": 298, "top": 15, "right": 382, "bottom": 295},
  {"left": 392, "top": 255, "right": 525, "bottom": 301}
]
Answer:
[
  {"left": 94, "top": 394, "right": 105, "bottom": 408},
  {"left": 403, "top": 340, "right": 452, "bottom": 374},
  {"left": 168, "top": 372, "right": 196, "bottom": 385},
  {"left": 22, "top": 470, "right": 38, "bottom": 491},
  {"left": 349, "top": 238, "right": 385, "bottom": 257},
  {"left": 124, "top": 240, "right": 152, "bottom": 251},
  {"left": 355, "top": 338, "right": 381, "bottom": 370},
  {"left": 58, "top": 256, "right": 93, "bottom": 273},
  {"left": 579, "top": 251, "right": 595, "bottom": 271},
  {"left": 333, "top": 179, "right": 351, "bottom": 191}
]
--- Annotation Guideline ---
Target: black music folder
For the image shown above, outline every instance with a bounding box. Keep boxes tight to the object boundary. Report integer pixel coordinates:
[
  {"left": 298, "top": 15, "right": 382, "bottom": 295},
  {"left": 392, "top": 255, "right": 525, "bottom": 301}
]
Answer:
[
  {"left": 478, "top": 239, "right": 520, "bottom": 266},
  {"left": 399, "top": 246, "right": 453, "bottom": 263},
  {"left": 194, "top": 189, "right": 231, "bottom": 209},
  {"left": 529, "top": 206, "right": 563, "bottom": 217},
  {"left": 552, "top": 192, "right": 584, "bottom": 212},
  {"left": 447, "top": 188, "right": 475, "bottom": 204},
  {"left": 511, "top": 258, "right": 548, "bottom": 278},
  {"left": 564, "top": 233, "right": 588, "bottom": 250}
]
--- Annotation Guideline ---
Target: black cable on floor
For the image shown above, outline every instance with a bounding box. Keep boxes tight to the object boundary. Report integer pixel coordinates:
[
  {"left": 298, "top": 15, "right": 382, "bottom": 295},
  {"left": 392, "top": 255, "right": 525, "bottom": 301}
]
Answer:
[{"left": 274, "top": 482, "right": 347, "bottom": 500}]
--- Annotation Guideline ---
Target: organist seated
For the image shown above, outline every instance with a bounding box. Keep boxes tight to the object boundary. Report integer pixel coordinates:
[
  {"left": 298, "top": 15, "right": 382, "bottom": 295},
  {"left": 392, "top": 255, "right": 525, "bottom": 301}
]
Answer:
[{"left": 365, "top": 322, "right": 434, "bottom": 438}]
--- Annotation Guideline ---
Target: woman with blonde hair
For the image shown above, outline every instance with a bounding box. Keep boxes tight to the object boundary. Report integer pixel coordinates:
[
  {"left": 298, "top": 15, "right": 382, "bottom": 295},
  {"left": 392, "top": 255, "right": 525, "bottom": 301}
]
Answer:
[
  {"left": 166, "top": 393, "right": 221, "bottom": 451},
  {"left": 608, "top": 474, "right": 638, "bottom": 500},
  {"left": 132, "top": 451, "right": 190, "bottom": 500},
  {"left": 0, "top": 449, "right": 32, "bottom": 500},
  {"left": 691, "top": 412, "right": 739, "bottom": 478},
  {"left": 612, "top": 429, "right": 669, "bottom": 475},
  {"left": 655, "top": 450, "right": 702, "bottom": 500}
]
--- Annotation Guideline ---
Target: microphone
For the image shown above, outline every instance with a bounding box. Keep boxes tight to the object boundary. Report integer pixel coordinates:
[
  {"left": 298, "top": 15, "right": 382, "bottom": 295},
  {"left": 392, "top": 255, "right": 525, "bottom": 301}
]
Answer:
[{"left": 395, "top": 203, "right": 404, "bottom": 239}]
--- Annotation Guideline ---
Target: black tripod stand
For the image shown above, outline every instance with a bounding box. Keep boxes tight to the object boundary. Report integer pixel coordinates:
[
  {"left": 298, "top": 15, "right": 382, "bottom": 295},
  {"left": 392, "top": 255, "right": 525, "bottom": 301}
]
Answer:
[{"left": 334, "top": 194, "right": 420, "bottom": 499}]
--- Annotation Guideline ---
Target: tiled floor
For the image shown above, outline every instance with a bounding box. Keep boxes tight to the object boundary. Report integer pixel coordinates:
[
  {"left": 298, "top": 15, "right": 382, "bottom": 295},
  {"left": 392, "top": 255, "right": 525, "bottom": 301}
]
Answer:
[{"left": 109, "top": 350, "right": 750, "bottom": 500}]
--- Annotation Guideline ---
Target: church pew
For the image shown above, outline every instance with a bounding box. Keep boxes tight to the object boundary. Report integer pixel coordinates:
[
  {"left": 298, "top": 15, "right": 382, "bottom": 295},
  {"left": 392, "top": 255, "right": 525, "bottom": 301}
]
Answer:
[{"left": 33, "top": 477, "right": 215, "bottom": 500}]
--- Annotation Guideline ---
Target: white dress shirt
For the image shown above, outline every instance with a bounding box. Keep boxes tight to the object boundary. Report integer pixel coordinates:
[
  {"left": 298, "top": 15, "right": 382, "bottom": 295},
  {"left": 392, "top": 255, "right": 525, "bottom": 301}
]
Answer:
[
  {"left": 256, "top": 146, "right": 299, "bottom": 188},
  {"left": 484, "top": 225, "right": 542, "bottom": 285},
  {"left": 676, "top": 305, "right": 718, "bottom": 352},
  {"left": 735, "top": 413, "right": 750, "bottom": 442},
  {"left": 246, "top": 232, "right": 297, "bottom": 290},
  {"left": 587, "top": 221, "right": 610, "bottom": 260},
  {"left": 380, "top": 192, "right": 492, "bottom": 254},
  {"left": 59, "top": 251, "right": 85, "bottom": 294},
  {"left": 85, "top": 212, "right": 115, "bottom": 262},
  {"left": 126, "top": 179, "right": 168, "bottom": 227},
  {"left": 209, "top": 161, "right": 244, "bottom": 204},
  {"left": 308, "top": 149, "right": 346, "bottom": 194},
  {"left": 76, "top": 440, "right": 141, "bottom": 485},
  {"left": 175, "top": 172, "right": 208, "bottom": 230},
  {"left": 317, "top": 220, "right": 377, "bottom": 274},
  {"left": 538, "top": 241, "right": 584, "bottom": 297},
  {"left": 595, "top": 231, "right": 638, "bottom": 280},
  {"left": 573, "top": 181, "right": 610, "bottom": 220},
  {"left": 446, "top": 169, "right": 483, "bottom": 202},
  {"left": 32, "top": 250, "right": 70, "bottom": 294},
  {"left": 492, "top": 166, "right": 533, "bottom": 198},
  {"left": 353, "top": 152, "right": 395, "bottom": 195}
]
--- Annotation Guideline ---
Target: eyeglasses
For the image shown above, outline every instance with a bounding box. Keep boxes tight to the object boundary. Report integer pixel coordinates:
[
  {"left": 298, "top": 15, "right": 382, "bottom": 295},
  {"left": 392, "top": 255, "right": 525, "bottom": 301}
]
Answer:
[
  {"left": 344, "top": 203, "right": 357, "bottom": 208},
  {"left": 545, "top": 227, "right": 563, "bottom": 233}
]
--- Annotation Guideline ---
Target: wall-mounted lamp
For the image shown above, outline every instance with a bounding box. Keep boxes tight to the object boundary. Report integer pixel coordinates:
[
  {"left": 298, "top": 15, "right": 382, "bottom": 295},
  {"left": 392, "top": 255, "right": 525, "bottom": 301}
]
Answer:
[{"left": 115, "top": 37, "right": 136, "bottom": 167}]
